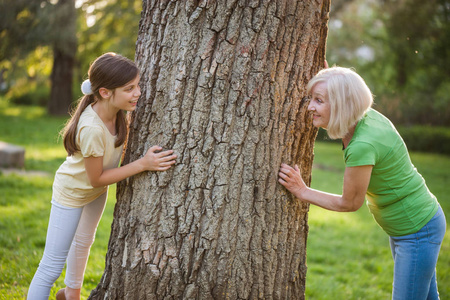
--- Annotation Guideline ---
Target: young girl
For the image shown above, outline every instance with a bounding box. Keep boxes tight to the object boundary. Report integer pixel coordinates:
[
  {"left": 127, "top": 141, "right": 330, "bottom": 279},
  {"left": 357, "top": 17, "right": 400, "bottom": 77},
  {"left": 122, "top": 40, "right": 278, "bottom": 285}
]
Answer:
[{"left": 28, "top": 53, "right": 177, "bottom": 300}]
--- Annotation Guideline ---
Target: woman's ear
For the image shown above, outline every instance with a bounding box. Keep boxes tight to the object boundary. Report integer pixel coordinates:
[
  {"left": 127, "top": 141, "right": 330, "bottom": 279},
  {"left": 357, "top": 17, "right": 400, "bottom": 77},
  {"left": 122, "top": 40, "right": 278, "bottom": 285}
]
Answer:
[{"left": 98, "top": 87, "right": 112, "bottom": 99}]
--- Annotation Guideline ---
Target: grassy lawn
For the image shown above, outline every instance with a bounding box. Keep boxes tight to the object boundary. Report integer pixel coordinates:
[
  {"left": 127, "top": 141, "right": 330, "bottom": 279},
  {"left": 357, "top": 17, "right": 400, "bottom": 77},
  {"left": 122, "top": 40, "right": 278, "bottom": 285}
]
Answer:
[
  {"left": 307, "top": 139, "right": 450, "bottom": 299},
  {"left": 0, "top": 101, "right": 448, "bottom": 299}
]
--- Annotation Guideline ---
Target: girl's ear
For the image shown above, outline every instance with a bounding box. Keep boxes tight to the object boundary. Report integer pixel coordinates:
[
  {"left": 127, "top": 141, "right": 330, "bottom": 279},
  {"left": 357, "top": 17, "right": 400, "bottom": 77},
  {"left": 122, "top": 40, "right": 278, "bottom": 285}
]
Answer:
[{"left": 98, "top": 87, "right": 112, "bottom": 99}]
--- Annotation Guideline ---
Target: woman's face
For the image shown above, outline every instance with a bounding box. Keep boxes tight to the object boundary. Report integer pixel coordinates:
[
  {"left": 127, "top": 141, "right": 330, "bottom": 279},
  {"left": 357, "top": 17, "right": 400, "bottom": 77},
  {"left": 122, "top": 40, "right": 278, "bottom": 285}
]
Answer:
[{"left": 308, "top": 81, "right": 330, "bottom": 129}]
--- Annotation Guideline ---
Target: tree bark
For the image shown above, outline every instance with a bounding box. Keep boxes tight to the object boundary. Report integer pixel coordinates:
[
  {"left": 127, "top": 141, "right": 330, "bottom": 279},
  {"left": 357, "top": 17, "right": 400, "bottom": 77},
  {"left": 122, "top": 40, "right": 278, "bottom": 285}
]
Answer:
[
  {"left": 47, "top": 0, "right": 77, "bottom": 115},
  {"left": 90, "top": 0, "right": 329, "bottom": 299},
  {"left": 48, "top": 48, "right": 75, "bottom": 115}
]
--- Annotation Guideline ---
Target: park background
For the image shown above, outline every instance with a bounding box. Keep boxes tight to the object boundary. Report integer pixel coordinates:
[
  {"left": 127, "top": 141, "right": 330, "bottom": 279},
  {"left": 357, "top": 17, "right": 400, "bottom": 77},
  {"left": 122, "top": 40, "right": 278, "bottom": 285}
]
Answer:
[{"left": 1, "top": 0, "right": 449, "bottom": 298}]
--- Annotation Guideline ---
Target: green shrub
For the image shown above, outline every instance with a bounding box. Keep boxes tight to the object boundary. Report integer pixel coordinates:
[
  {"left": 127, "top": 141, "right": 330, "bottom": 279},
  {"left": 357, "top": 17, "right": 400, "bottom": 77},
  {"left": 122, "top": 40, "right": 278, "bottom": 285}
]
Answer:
[
  {"left": 7, "top": 80, "right": 49, "bottom": 107},
  {"left": 9, "top": 88, "right": 49, "bottom": 106},
  {"left": 398, "top": 125, "right": 450, "bottom": 155},
  {"left": 315, "top": 127, "right": 450, "bottom": 155},
  {"left": 316, "top": 128, "right": 338, "bottom": 143}
]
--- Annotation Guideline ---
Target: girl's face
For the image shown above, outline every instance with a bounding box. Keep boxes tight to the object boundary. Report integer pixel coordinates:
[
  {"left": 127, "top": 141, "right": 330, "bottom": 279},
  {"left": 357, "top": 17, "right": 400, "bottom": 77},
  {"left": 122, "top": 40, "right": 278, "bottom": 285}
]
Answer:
[
  {"left": 110, "top": 75, "right": 141, "bottom": 111},
  {"left": 308, "top": 81, "right": 330, "bottom": 129}
]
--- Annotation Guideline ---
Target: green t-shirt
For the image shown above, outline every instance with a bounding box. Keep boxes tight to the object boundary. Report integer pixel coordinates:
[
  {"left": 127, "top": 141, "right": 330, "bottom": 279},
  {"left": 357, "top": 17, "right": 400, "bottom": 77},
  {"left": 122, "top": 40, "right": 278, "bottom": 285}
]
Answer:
[{"left": 344, "top": 109, "right": 438, "bottom": 236}]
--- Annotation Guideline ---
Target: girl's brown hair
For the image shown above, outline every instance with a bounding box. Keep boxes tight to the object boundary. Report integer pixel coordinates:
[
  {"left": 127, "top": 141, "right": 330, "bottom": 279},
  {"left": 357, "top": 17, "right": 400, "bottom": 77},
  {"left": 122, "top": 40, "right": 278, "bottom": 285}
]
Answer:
[{"left": 62, "top": 52, "right": 139, "bottom": 156}]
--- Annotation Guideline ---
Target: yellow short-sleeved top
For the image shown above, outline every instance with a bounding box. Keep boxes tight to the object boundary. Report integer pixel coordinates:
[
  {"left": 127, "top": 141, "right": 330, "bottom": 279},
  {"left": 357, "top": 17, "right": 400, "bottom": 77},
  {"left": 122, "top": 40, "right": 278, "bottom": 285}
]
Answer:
[{"left": 52, "top": 104, "right": 123, "bottom": 207}]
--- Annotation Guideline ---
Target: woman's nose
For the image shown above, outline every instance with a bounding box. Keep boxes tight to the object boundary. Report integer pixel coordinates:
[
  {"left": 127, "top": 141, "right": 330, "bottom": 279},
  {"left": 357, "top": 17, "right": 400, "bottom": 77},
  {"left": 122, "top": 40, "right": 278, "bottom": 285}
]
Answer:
[{"left": 308, "top": 102, "right": 314, "bottom": 111}]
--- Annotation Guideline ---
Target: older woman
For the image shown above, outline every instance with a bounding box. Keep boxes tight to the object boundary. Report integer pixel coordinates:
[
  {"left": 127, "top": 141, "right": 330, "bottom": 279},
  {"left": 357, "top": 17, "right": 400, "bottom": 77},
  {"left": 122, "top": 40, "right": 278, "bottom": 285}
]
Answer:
[{"left": 279, "top": 67, "right": 446, "bottom": 299}]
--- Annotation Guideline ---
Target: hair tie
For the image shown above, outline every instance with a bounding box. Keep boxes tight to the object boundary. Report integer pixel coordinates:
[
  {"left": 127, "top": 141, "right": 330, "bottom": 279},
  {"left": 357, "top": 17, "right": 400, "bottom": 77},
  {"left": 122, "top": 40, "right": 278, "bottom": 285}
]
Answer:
[{"left": 81, "top": 79, "right": 93, "bottom": 95}]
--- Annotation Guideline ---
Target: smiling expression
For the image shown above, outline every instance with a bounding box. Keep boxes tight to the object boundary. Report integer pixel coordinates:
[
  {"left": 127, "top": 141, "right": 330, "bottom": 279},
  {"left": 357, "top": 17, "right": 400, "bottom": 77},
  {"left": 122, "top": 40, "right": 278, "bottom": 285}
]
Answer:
[
  {"left": 110, "top": 75, "right": 141, "bottom": 112},
  {"left": 308, "top": 81, "right": 330, "bottom": 129}
]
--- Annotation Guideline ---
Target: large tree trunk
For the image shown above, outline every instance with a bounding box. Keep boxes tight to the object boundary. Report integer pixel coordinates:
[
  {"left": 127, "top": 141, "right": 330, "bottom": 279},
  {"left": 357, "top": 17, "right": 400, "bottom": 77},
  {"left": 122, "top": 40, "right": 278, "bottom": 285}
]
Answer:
[
  {"left": 90, "top": 0, "right": 329, "bottom": 299},
  {"left": 47, "top": 0, "right": 77, "bottom": 115},
  {"left": 48, "top": 48, "right": 75, "bottom": 115}
]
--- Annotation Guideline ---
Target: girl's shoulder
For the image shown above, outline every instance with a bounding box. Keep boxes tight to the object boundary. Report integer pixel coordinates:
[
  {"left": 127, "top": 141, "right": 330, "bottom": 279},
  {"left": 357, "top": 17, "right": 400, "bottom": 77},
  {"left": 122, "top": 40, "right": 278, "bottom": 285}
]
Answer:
[
  {"left": 79, "top": 105, "right": 103, "bottom": 128},
  {"left": 77, "top": 107, "right": 106, "bottom": 142}
]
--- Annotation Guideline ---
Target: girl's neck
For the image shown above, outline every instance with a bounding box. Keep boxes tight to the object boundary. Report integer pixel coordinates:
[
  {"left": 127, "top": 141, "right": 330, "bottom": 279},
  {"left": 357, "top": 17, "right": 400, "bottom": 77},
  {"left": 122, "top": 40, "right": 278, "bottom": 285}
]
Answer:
[
  {"left": 92, "top": 101, "right": 118, "bottom": 135},
  {"left": 92, "top": 101, "right": 118, "bottom": 122}
]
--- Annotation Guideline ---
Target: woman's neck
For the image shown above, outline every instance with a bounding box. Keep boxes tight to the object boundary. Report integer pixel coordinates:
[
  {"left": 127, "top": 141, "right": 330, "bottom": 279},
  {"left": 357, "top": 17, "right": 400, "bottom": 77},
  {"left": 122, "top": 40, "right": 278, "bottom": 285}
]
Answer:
[{"left": 342, "top": 124, "right": 357, "bottom": 149}]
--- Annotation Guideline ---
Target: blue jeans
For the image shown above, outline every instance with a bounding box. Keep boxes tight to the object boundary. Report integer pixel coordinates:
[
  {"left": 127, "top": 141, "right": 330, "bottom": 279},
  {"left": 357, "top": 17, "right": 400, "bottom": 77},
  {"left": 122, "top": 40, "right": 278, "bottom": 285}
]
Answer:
[{"left": 389, "top": 206, "right": 446, "bottom": 300}]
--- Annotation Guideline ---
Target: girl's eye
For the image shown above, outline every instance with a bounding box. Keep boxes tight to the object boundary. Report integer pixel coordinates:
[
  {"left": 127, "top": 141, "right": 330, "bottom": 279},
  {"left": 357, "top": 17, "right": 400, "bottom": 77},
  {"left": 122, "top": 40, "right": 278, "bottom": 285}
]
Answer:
[{"left": 316, "top": 98, "right": 323, "bottom": 103}]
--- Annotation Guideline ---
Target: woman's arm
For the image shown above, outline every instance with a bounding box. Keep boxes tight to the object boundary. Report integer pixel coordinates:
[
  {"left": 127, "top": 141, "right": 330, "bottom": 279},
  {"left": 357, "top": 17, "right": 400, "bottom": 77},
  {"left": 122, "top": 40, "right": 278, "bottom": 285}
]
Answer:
[
  {"left": 85, "top": 145, "right": 177, "bottom": 188},
  {"left": 278, "top": 163, "right": 372, "bottom": 212}
]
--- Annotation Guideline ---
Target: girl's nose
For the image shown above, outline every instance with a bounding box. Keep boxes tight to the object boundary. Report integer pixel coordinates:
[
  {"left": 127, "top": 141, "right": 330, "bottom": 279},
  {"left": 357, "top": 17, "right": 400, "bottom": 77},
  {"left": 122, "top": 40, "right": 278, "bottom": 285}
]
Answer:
[{"left": 308, "top": 102, "right": 314, "bottom": 111}]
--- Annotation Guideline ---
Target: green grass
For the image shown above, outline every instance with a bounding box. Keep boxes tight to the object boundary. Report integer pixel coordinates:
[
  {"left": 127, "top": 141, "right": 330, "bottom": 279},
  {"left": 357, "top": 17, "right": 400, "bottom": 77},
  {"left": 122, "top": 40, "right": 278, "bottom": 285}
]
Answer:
[
  {"left": 0, "top": 100, "right": 449, "bottom": 299},
  {"left": 0, "top": 101, "right": 115, "bottom": 299},
  {"left": 306, "top": 143, "right": 450, "bottom": 300}
]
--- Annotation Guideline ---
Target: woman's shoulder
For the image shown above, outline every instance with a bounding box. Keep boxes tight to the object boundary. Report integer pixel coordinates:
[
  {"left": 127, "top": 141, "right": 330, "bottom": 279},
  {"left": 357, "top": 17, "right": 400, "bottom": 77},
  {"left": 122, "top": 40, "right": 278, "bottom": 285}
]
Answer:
[
  {"left": 359, "top": 109, "right": 397, "bottom": 133},
  {"left": 365, "top": 108, "right": 390, "bottom": 122},
  {"left": 352, "top": 108, "right": 404, "bottom": 152}
]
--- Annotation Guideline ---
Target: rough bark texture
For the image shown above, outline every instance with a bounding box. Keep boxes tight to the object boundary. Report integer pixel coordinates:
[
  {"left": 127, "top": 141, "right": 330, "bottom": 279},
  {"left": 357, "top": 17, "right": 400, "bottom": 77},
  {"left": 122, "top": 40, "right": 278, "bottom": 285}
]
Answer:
[{"left": 90, "top": 0, "right": 329, "bottom": 299}]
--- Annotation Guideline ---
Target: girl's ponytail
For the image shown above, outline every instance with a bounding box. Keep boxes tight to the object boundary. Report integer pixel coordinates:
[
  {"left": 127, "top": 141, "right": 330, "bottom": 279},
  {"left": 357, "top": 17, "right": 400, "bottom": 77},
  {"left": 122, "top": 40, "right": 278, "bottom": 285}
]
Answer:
[{"left": 62, "top": 94, "right": 96, "bottom": 156}]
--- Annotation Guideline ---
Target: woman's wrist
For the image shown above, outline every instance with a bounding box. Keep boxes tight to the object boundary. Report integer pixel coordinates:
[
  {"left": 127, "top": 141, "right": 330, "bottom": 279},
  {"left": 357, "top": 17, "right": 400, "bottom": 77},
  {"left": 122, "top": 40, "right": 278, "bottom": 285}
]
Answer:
[{"left": 295, "top": 185, "right": 309, "bottom": 201}]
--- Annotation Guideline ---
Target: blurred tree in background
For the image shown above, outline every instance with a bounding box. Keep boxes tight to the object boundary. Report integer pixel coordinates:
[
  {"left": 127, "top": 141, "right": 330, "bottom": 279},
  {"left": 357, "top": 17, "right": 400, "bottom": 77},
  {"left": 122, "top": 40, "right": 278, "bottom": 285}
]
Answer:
[
  {"left": 328, "top": 0, "right": 450, "bottom": 126},
  {"left": 0, "top": 0, "right": 141, "bottom": 114},
  {"left": 0, "top": 0, "right": 77, "bottom": 115},
  {"left": 48, "top": 0, "right": 77, "bottom": 115},
  {"left": 76, "top": 0, "right": 141, "bottom": 74},
  {"left": 0, "top": 0, "right": 448, "bottom": 124}
]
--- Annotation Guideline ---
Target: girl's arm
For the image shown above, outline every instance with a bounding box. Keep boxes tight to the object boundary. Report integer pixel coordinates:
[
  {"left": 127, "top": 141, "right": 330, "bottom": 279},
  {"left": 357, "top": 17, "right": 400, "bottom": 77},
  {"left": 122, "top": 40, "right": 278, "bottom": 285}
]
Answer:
[
  {"left": 278, "top": 163, "right": 372, "bottom": 212},
  {"left": 85, "top": 145, "right": 177, "bottom": 188}
]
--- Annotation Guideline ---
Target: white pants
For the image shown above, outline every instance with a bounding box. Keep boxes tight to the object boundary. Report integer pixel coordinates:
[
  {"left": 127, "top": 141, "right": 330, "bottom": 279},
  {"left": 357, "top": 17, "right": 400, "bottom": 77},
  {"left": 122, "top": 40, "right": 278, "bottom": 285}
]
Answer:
[{"left": 27, "top": 193, "right": 107, "bottom": 300}]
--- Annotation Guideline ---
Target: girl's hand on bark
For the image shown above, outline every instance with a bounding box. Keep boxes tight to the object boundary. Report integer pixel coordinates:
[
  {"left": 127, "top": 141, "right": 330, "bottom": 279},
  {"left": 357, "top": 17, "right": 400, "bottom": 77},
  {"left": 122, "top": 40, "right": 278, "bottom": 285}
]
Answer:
[{"left": 142, "top": 146, "right": 177, "bottom": 171}]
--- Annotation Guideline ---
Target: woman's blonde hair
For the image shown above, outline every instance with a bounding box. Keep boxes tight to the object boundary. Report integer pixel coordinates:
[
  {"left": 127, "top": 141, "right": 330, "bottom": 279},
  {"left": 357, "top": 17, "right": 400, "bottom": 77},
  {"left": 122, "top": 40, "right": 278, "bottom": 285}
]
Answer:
[
  {"left": 62, "top": 52, "right": 139, "bottom": 156},
  {"left": 307, "top": 67, "right": 373, "bottom": 139}
]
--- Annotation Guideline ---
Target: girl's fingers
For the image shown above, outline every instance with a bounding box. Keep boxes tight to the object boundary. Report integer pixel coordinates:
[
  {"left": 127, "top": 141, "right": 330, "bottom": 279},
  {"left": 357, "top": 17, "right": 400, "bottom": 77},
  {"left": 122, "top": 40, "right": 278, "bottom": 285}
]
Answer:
[
  {"left": 156, "top": 150, "right": 174, "bottom": 157},
  {"left": 161, "top": 154, "right": 177, "bottom": 162},
  {"left": 156, "top": 157, "right": 176, "bottom": 165},
  {"left": 160, "top": 160, "right": 176, "bottom": 166},
  {"left": 158, "top": 166, "right": 172, "bottom": 171},
  {"left": 149, "top": 145, "right": 162, "bottom": 153}
]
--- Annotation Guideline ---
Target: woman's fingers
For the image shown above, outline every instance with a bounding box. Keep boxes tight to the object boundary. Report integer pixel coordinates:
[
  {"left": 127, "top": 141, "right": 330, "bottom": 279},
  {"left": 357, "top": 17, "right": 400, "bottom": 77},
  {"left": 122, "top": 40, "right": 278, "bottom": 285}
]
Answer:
[
  {"left": 278, "top": 170, "right": 289, "bottom": 179},
  {"left": 278, "top": 178, "right": 287, "bottom": 186},
  {"left": 280, "top": 164, "right": 294, "bottom": 176}
]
